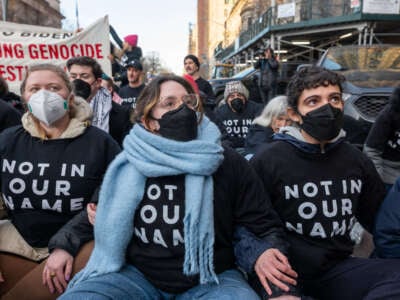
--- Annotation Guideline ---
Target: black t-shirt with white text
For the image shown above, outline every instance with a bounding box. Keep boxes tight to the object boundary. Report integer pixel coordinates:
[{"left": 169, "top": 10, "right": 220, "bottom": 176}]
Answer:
[
  {"left": 125, "top": 147, "right": 285, "bottom": 294},
  {"left": 251, "top": 140, "right": 386, "bottom": 279},
  {"left": 127, "top": 175, "right": 198, "bottom": 292},
  {"left": 0, "top": 126, "right": 120, "bottom": 247},
  {"left": 215, "top": 101, "right": 262, "bottom": 148},
  {"left": 119, "top": 84, "right": 145, "bottom": 109}
]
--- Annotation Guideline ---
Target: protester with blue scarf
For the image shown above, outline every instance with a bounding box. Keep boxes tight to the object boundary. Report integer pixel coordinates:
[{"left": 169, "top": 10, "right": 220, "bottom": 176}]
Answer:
[{"left": 59, "top": 74, "right": 294, "bottom": 299}]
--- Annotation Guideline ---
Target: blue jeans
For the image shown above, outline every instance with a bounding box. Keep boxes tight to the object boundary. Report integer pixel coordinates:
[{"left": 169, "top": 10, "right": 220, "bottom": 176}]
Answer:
[{"left": 59, "top": 266, "right": 260, "bottom": 300}]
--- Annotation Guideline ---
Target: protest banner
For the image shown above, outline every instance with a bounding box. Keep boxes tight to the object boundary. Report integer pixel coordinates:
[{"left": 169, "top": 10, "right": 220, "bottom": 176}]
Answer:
[{"left": 0, "top": 16, "right": 111, "bottom": 94}]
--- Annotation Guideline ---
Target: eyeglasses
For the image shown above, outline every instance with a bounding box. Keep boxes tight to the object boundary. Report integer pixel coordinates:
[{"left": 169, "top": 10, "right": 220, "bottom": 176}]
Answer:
[
  {"left": 159, "top": 94, "right": 200, "bottom": 109},
  {"left": 182, "top": 94, "right": 199, "bottom": 108}
]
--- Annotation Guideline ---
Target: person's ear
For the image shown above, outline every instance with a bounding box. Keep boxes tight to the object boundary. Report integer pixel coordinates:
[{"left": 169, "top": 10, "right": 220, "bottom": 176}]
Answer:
[
  {"left": 287, "top": 107, "right": 302, "bottom": 124},
  {"left": 95, "top": 77, "right": 102, "bottom": 87},
  {"left": 68, "top": 94, "right": 75, "bottom": 108}
]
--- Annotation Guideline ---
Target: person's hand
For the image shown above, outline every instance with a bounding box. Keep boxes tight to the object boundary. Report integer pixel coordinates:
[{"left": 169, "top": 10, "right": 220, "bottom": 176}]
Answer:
[
  {"left": 122, "top": 41, "right": 130, "bottom": 52},
  {"left": 0, "top": 270, "right": 4, "bottom": 283},
  {"left": 74, "top": 27, "right": 83, "bottom": 34},
  {"left": 255, "top": 248, "right": 298, "bottom": 296},
  {"left": 87, "top": 203, "right": 97, "bottom": 226},
  {"left": 107, "top": 53, "right": 115, "bottom": 62},
  {"left": 42, "top": 249, "right": 73, "bottom": 294}
]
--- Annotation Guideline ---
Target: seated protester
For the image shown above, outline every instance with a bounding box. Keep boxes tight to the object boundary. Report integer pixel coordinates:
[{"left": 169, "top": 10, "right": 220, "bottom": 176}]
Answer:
[
  {"left": 58, "top": 74, "right": 297, "bottom": 299},
  {"left": 0, "top": 77, "right": 25, "bottom": 114},
  {"left": 245, "top": 95, "right": 291, "bottom": 157},
  {"left": 66, "top": 56, "right": 132, "bottom": 146},
  {"left": 214, "top": 81, "right": 262, "bottom": 153},
  {"left": 0, "top": 98, "right": 22, "bottom": 133},
  {"left": 0, "top": 64, "right": 120, "bottom": 300},
  {"left": 374, "top": 176, "right": 400, "bottom": 258},
  {"left": 250, "top": 66, "right": 400, "bottom": 300},
  {"left": 364, "top": 87, "right": 400, "bottom": 189}
]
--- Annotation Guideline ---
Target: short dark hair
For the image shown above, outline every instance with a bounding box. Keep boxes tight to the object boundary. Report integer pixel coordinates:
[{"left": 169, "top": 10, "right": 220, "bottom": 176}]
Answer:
[
  {"left": 66, "top": 56, "right": 103, "bottom": 79},
  {"left": 286, "top": 66, "right": 345, "bottom": 108},
  {"left": 184, "top": 54, "right": 200, "bottom": 69}
]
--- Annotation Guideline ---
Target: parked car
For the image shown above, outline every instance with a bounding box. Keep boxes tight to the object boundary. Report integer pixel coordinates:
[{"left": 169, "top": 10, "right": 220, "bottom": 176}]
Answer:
[
  {"left": 209, "top": 61, "right": 301, "bottom": 106},
  {"left": 295, "top": 45, "right": 400, "bottom": 148},
  {"left": 317, "top": 44, "right": 400, "bottom": 124},
  {"left": 210, "top": 63, "right": 235, "bottom": 79}
]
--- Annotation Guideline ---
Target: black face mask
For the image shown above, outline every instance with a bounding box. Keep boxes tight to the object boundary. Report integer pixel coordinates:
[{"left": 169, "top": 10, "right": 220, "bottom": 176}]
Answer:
[
  {"left": 156, "top": 104, "right": 198, "bottom": 141},
  {"left": 230, "top": 98, "right": 245, "bottom": 113},
  {"left": 299, "top": 104, "right": 344, "bottom": 141},
  {"left": 72, "top": 78, "right": 92, "bottom": 100}
]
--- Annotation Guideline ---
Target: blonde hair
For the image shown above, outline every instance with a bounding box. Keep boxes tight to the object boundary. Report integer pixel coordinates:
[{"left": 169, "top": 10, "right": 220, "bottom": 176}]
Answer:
[
  {"left": 253, "top": 95, "right": 288, "bottom": 127},
  {"left": 20, "top": 64, "right": 74, "bottom": 139},
  {"left": 20, "top": 63, "right": 72, "bottom": 95}
]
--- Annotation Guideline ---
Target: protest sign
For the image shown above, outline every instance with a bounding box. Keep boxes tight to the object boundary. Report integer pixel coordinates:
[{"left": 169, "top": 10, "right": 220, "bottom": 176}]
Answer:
[{"left": 0, "top": 16, "right": 111, "bottom": 94}]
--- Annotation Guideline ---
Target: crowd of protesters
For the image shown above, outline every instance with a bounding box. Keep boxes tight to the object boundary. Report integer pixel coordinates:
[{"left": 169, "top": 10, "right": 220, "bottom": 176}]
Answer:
[{"left": 0, "top": 38, "right": 400, "bottom": 300}]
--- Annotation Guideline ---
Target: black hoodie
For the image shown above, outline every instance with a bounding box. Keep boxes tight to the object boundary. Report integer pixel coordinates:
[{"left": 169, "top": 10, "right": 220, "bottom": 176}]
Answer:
[{"left": 251, "top": 127, "right": 386, "bottom": 279}]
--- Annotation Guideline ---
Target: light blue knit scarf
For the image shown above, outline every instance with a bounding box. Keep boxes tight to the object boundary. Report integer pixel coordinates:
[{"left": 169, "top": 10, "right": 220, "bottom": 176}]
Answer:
[{"left": 69, "top": 116, "right": 224, "bottom": 287}]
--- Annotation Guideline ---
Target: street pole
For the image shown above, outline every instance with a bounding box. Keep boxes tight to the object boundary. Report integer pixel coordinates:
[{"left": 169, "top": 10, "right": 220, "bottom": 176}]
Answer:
[
  {"left": 75, "top": 0, "right": 80, "bottom": 30},
  {"left": 1, "top": 0, "right": 8, "bottom": 21},
  {"left": 270, "top": 0, "right": 276, "bottom": 48}
]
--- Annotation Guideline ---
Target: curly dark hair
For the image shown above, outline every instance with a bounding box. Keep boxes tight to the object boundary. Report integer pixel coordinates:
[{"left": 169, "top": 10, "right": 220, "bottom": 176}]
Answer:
[
  {"left": 286, "top": 66, "right": 345, "bottom": 109},
  {"left": 66, "top": 56, "right": 103, "bottom": 79}
]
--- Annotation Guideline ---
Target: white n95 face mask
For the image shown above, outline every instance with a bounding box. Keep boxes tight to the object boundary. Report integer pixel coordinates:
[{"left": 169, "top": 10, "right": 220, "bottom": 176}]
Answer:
[{"left": 28, "top": 89, "right": 68, "bottom": 126}]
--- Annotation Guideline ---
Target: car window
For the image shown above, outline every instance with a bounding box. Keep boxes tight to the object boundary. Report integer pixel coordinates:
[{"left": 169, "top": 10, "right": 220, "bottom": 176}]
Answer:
[
  {"left": 232, "top": 67, "right": 255, "bottom": 78},
  {"left": 321, "top": 46, "right": 400, "bottom": 88}
]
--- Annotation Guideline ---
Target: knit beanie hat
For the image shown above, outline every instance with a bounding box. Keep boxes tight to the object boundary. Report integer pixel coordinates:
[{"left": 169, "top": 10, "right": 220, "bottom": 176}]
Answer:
[
  {"left": 184, "top": 54, "right": 200, "bottom": 69},
  {"left": 224, "top": 81, "right": 249, "bottom": 101},
  {"left": 124, "top": 34, "right": 138, "bottom": 47}
]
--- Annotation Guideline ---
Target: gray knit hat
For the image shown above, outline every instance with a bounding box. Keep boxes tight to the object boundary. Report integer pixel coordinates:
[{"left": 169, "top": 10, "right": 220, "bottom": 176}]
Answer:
[{"left": 224, "top": 80, "right": 249, "bottom": 101}]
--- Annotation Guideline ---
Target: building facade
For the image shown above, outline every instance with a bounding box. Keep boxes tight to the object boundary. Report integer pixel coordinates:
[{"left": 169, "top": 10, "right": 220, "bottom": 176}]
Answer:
[
  {"left": 194, "top": 0, "right": 400, "bottom": 78},
  {"left": 0, "top": 0, "right": 63, "bottom": 28},
  {"left": 195, "top": 0, "right": 276, "bottom": 77}
]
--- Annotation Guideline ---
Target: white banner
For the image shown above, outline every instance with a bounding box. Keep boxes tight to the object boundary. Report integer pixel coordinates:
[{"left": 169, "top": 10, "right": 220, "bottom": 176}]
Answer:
[
  {"left": 278, "top": 2, "right": 296, "bottom": 19},
  {"left": 363, "top": 0, "right": 400, "bottom": 14},
  {"left": 0, "top": 16, "right": 111, "bottom": 94}
]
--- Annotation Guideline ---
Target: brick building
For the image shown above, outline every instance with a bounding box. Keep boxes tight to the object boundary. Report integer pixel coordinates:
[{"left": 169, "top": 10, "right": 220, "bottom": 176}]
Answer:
[{"left": 0, "top": 0, "right": 63, "bottom": 28}]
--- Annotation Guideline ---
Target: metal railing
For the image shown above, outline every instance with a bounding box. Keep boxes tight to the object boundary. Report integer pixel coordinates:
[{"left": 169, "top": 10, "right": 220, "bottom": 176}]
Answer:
[{"left": 215, "top": 0, "right": 368, "bottom": 61}]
